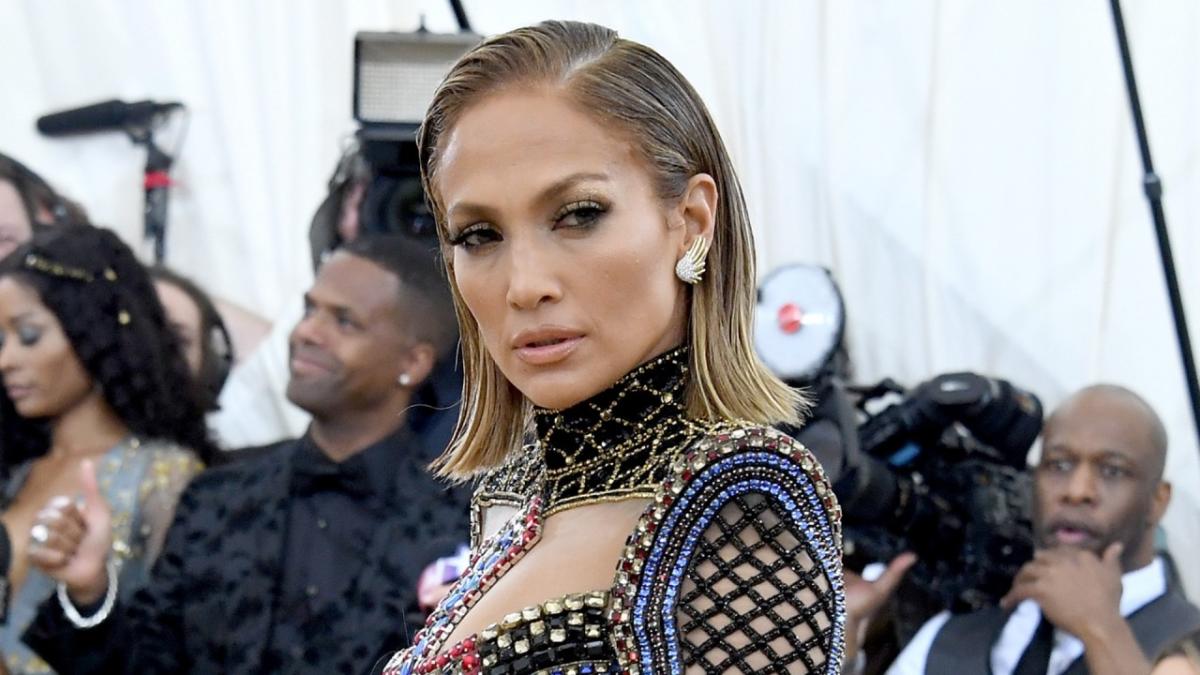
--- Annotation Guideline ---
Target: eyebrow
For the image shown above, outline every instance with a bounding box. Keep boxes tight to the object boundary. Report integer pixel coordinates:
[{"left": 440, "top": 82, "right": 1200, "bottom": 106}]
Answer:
[
  {"left": 304, "top": 293, "right": 363, "bottom": 322},
  {"left": 1043, "top": 444, "right": 1136, "bottom": 464},
  {"left": 446, "top": 171, "right": 612, "bottom": 222}
]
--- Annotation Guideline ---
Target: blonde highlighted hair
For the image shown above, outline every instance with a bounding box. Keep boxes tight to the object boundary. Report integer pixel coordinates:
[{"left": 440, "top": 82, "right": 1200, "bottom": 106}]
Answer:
[{"left": 419, "top": 20, "right": 806, "bottom": 479}]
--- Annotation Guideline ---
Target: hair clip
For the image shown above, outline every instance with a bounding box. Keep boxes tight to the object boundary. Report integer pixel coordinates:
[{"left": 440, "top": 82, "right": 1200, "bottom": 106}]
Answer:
[{"left": 23, "top": 254, "right": 94, "bottom": 283}]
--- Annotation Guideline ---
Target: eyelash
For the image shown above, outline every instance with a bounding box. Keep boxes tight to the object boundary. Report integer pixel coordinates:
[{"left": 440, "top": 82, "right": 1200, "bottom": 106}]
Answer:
[
  {"left": 449, "top": 224, "right": 500, "bottom": 249},
  {"left": 554, "top": 200, "right": 606, "bottom": 228},
  {"left": 0, "top": 327, "right": 42, "bottom": 350},
  {"left": 450, "top": 200, "right": 609, "bottom": 250}
]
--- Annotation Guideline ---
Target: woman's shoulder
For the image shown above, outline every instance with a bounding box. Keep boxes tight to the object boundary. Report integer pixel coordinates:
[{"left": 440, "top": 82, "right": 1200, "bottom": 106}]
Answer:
[
  {"left": 469, "top": 442, "right": 543, "bottom": 545},
  {"left": 610, "top": 420, "right": 844, "bottom": 566},
  {"left": 473, "top": 442, "right": 543, "bottom": 507},
  {"left": 131, "top": 438, "right": 205, "bottom": 496},
  {"left": 136, "top": 438, "right": 205, "bottom": 468},
  {"left": 680, "top": 421, "right": 838, "bottom": 492},
  {"left": 629, "top": 420, "right": 843, "bottom": 561},
  {"left": 609, "top": 422, "right": 846, "bottom": 673}
]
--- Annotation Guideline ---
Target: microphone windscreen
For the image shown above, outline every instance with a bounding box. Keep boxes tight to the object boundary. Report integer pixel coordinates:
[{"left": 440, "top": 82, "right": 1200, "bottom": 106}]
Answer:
[{"left": 37, "top": 100, "right": 130, "bottom": 136}]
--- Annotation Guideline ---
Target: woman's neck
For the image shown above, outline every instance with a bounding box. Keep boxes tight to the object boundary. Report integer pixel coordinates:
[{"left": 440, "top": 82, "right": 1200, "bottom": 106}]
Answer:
[
  {"left": 49, "top": 390, "right": 130, "bottom": 458},
  {"left": 533, "top": 346, "right": 709, "bottom": 515}
]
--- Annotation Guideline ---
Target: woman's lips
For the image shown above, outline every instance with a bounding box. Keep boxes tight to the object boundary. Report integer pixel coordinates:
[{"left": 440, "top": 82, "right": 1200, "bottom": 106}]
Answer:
[{"left": 514, "top": 335, "right": 583, "bottom": 365}]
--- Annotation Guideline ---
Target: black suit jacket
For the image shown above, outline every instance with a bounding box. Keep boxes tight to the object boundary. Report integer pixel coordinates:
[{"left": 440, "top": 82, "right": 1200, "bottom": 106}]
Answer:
[{"left": 23, "top": 435, "right": 470, "bottom": 674}]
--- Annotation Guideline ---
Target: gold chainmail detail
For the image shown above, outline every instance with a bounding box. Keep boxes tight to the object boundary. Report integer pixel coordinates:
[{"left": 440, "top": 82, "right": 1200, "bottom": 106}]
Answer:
[{"left": 531, "top": 347, "right": 714, "bottom": 516}]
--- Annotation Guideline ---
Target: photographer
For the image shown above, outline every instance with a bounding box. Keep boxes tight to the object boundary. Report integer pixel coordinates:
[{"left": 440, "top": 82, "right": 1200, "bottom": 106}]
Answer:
[{"left": 878, "top": 384, "right": 1200, "bottom": 675}]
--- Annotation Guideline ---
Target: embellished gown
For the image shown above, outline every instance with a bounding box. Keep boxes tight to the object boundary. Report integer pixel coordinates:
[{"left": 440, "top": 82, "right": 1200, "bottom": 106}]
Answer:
[{"left": 376, "top": 349, "right": 845, "bottom": 674}]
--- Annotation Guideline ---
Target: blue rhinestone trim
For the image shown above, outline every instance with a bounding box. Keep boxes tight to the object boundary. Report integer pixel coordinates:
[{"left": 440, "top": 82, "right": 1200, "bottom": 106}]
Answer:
[{"left": 630, "top": 449, "right": 845, "bottom": 674}]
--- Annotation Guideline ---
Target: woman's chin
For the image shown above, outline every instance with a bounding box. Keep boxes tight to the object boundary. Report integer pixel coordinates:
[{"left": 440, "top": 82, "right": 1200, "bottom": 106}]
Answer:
[
  {"left": 522, "top": 387, "right": 591, "bottom": 411},
  {"left": 516, "top": 372, "right": 607, "bottom": 411}
]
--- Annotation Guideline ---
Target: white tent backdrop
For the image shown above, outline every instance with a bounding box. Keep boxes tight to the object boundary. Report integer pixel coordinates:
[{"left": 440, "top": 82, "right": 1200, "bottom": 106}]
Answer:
[{"left": 2, "top": 0, "right": 1198, "bottom": 590}]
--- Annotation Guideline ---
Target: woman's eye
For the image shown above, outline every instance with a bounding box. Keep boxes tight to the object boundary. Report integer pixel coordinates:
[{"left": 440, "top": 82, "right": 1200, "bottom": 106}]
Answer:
[
  {"left": 17, "top": 326, "right": 41, "bottom": 346},
  {"left": 556, "top": 201, "right": 606, "bottom": 229},
  {"left": 451, "top": 225, "right": 502, "bottom": 250}
]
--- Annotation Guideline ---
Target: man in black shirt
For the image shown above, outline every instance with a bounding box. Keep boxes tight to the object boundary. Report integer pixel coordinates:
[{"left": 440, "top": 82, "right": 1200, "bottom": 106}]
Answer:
[{"left": 23, "top": 234, "right": 472, "bottom": 674}]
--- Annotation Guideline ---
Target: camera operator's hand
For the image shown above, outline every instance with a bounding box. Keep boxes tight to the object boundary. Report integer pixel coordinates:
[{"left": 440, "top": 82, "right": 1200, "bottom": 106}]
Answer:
[
  {"left": 1001, "top": 544, "right": 1122, "bottom": 637},
  {"left": 844, "top": 552, "right": 917, "bottom": 671},
  {"left": 26, "top": 460, "right": 113, "bottom": 606},
  {"left": 1001, "top": 544, "right": 1152, "bottom": 675}
]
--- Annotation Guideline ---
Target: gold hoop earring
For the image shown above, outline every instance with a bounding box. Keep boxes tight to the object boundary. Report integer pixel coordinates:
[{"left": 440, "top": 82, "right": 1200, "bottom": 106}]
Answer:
[{"left": 674, "top": 237, "right": 710, "bottom": 285}]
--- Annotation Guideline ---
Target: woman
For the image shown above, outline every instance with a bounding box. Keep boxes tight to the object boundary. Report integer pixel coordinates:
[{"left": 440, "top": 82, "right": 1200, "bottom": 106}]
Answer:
[
  {"left": 376, "top": 21, "right": 844, "bottom": 675},
  {"left": 0, "top": 224, "right": 214, "bottom": 674},
  {"left": 149, "top": 266, "right": 234, "bottom": 411},
  {"left": 0, "top": 154, "right": 87, "bottom": 260}
]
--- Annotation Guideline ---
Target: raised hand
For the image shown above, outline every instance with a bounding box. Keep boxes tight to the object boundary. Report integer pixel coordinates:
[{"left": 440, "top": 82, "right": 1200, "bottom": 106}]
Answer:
[
  {"left": 1000, "top": 543, "right": 1124, "bottom": 639},
  {"left": 27, "top": 459, "right": 113, "bottom": 605},
  {"left": 844, "top": 552, "right": 917, "bottom": 665}
]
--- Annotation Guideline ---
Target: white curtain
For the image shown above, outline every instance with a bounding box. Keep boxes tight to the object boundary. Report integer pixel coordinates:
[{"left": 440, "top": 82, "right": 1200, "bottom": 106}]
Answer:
[{"left": 3, "top": 0, "right": 1198, "bottom": 590}]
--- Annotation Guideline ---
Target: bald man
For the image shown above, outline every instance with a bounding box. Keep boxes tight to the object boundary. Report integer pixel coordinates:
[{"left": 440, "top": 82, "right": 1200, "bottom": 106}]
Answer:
[{"left": 886, "top": 384, "right": 1200, "bottom": 675}]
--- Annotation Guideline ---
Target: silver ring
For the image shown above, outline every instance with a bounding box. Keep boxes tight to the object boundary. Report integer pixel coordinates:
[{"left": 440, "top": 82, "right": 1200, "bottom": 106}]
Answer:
[{"left": 30, "top": 523, "right": 50, "bottom": 545}]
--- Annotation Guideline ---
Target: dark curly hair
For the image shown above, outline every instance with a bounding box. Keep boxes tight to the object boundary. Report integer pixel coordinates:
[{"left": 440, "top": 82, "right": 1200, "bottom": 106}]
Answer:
[
  {"left": 148, "top": 266, "right": 234, "bottom": 411},
  {"left": 0, "top": 224, "right": 217, "bottom": 468}
]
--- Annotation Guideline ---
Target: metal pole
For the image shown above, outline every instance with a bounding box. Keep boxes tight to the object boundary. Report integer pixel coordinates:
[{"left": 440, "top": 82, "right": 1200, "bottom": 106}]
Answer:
[{"left": 1109, "top": 0, "right": 1200, "bottom": 455}]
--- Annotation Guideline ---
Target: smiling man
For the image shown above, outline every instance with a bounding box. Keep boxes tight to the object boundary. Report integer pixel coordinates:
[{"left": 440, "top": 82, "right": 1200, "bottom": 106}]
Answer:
[
  {"left": 886, "top": 384, "right": 1200, "bottom": 675},
  {"left": 22, "top": 234, "right": 471, "bottom": 674}
]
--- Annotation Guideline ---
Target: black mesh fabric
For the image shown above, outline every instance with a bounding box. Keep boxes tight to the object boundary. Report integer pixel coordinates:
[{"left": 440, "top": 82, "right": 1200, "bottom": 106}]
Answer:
[{"left": 679, "top": 493, "right": 836, "bottom": 674}]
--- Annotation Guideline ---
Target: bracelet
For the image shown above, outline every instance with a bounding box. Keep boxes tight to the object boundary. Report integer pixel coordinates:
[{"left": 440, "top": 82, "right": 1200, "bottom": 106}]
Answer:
[{"left": 56, "top": 559, "right": 118, "bottom": 629}]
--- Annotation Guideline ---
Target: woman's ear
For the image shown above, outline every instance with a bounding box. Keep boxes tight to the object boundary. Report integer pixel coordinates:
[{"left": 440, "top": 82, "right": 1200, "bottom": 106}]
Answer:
[{"left": 675, "top": 173, "right": 718, "bottom": 254}]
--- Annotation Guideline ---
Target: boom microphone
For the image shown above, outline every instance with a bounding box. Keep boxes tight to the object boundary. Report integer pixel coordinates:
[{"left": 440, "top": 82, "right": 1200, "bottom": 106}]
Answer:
[{"left": 36, "top": 99, "right": 182, "bottom": 136}]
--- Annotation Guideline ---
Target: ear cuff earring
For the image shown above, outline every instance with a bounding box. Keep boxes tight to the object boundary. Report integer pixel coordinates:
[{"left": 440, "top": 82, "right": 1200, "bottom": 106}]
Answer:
[{"left": 674, "top": 237, "right": 711, "bottom": 285}]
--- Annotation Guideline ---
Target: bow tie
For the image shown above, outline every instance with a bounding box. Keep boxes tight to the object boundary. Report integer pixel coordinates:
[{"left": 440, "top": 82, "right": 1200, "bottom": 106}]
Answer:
[{"left": 291, "top": 452, "right": 375, "bottom": 498}]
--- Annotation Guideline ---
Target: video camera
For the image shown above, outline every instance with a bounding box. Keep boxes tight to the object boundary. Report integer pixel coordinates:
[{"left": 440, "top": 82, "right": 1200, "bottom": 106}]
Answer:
[
  {"left": 756, "top": 265, "right": 1043, "bottom": 638},
  {"left": 308, "top": 26, "right": 479, "bottom": 269}
]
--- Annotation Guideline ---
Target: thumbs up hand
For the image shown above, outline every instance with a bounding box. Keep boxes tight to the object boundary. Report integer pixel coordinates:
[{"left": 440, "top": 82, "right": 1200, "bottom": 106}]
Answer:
[{"left": 27, "top": 459, "right": 114, "bottom": 605}]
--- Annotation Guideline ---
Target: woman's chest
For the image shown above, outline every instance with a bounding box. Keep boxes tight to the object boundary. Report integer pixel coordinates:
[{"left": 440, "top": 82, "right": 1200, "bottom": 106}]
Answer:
[
  {"left": 451, "top": 500, "right": 648, "bottom": 641},
  {"left": 393, "top": 498, "right": 651, "bottom": 675}
]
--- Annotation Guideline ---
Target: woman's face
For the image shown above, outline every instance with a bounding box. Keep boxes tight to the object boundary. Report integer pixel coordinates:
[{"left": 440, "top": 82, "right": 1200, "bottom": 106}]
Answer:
[
  {"left": 437, "top": 88, "right": 710, "bottom": 410},
  {"left": 154, "top": 279, "right": 205, "bottom": 377},
  {"left": 0, "top": 180, "right": 34, "bottom": 260},
  {"left": 0, "top": 277, "right": 95, "bottom": 419}
]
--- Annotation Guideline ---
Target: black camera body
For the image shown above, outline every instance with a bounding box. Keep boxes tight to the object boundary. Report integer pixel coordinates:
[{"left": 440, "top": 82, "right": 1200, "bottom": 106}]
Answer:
[{"left": 792, "top": 371, "right": 1042, "bottom": 639}]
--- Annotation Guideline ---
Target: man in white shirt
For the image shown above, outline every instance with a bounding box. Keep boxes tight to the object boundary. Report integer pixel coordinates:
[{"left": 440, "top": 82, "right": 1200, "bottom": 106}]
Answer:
[{"left": 872, "top": 384, "right": 1200, "bottom": 675}]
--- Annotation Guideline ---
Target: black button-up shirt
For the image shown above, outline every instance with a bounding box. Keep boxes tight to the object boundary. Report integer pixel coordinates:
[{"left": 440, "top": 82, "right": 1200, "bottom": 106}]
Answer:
[{"left": 262, "top": 418, "right": 470, "bottom": 673}]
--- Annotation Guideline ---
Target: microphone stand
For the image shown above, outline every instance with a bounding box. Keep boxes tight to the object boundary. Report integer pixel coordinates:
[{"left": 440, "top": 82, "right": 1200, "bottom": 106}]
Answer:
[
  {"left": 127, "top": 127, "right": 173, "bottom": 263},
  {"left": 1109, "top": 0, "right": 1200, "bottom": 454}
]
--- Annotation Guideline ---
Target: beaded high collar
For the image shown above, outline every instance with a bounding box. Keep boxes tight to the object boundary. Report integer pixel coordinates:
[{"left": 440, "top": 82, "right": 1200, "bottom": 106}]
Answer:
[{"left": 532, "top": 346, "right": 710, "bottom": 515}]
